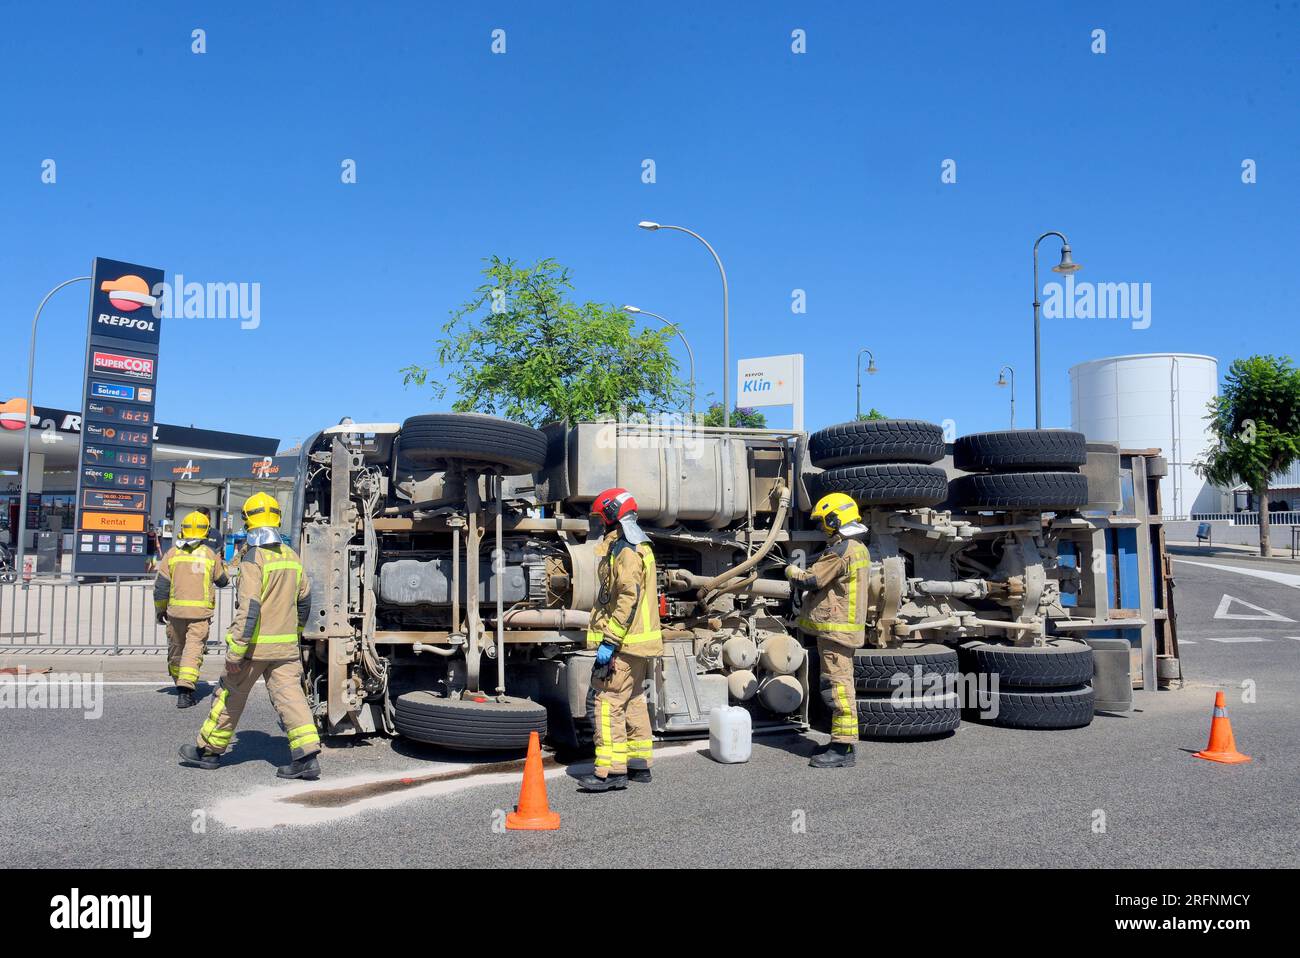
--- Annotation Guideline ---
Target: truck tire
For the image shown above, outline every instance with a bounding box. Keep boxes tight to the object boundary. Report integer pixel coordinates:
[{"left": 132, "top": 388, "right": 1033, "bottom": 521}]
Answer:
[
  {"left": 974, "top": 685, "right": 1095, "bottom": 730},
  {"left": 948, "top": 471, "right": 1088, "bottom": 511},
  {"left": 854, "top": 644, "right": 958, "bottom": 693},
  {"left": 953, "top": 429, "right": 1086, "bottom": 472},
  {"left": 807, "top": 464, "right": 949, "bottom": 507},
  {"left": 854, "top": 691, "right": 961, "bottom": 739},
  {"left": 957, "top": 640, "right": 1094, "bottom": 689},
  {"left": 808, "top": 420, "right": 945, "bottom": 468},
  {"left": 398, "top": 414, "right": 548, "bottom": 475},
  {"left": 393, "top": 692, "right": 548, "bottom": 750}
]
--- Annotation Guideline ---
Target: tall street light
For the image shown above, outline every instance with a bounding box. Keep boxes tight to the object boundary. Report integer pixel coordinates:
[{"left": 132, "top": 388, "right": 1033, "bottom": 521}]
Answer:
[
  {"left": 15, "top": 275, "right": 92, "bottom": 578},
  {"left": 856, "top": 348, "right": 878, "bottom": 420},
  {"left": 637, "top": 221, "right": 730, "bottom": 427},
  {"left": 996, "top": 365, "right": 1016, "bottom": 429},
  {"left": 1032, "top": 231, "right": 1081, "bottom": 429},
  {"left": 621, "top": 305, "right": 696, "bottom": 421}
]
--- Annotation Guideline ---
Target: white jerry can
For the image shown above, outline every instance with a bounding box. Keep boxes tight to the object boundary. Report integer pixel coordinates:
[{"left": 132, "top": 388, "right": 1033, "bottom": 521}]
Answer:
[{"left": 708, "top": 705, "right": 752, "bottom": 764}]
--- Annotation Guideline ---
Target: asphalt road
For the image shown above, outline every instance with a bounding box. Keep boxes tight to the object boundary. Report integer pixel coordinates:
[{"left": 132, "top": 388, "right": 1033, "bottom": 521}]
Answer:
[{"left": 2, "top": 555, "right": 1297, "bottom": 868}]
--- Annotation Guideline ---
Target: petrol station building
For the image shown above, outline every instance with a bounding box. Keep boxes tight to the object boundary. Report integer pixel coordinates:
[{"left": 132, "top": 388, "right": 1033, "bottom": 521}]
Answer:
[{"left": 0, "top": 397, "right": 291, "bottom": 570}]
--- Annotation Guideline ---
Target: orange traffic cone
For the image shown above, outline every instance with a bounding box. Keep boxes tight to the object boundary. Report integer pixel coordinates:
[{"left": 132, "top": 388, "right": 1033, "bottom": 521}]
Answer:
[
  {"left": 1193, "top": 691, "right": 1251, "bottom": 764},
  {"left": 505, "top": 731, "right": 561, "bottom": 830}
]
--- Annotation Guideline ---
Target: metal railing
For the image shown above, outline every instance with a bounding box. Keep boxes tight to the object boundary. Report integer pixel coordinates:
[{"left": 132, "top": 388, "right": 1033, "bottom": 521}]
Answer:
[
  {"left": 1188, "top": 511, "right": 1300, "bottom": 526},
  {"left": 0, "top": 573, "right": 237, "bottom": 652}
]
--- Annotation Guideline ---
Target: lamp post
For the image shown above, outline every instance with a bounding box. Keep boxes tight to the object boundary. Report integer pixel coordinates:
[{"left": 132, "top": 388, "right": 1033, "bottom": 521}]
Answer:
[
  {"left": 15, "top": 275, "right": 92, "bottom": 578},
  {"left": 855, "top": 348, "right": 878, "bottom": 420},
  {"left": 621, "top": 305, "right": 696, "bottom": 421},
  {"left": 996, "top": 365, "right": 1016, "bottom": 429},
  {"left": 1032, "top": 231, "right": 1081, "bottom": 429},
  {"left": 637, "top": 221, "right": 730, "bottom": 427}
]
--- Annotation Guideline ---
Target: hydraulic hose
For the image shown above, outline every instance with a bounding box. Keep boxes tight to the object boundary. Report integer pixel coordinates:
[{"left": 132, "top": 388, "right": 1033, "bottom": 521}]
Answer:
[{"left": 695, "top": 481, "right": 790, "bottom": 598}]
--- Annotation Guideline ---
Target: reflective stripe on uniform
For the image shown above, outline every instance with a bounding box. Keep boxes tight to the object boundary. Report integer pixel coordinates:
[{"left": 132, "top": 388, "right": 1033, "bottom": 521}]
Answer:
[
  {"left": 799, "top": 550, "right": 870, "bottom": 633},
  {"left": 620, "top": 547, "right": 661, "bottom": 644},
  {"left": 226, "top": 634, "right": 248, "bottom": 656},
  {"left": 177, "top": 666, "right": 200, "bottom": 683},
  {"left": 199, "top": 689, "right": 229, "bottom": 745},
  {"left": 831, "top": 683, "right": 858, "bottom": 736},
  {"left": 626, "top": 738, "right": 653, "bottom": 759},
  {"left": 249, "top": 555, "right": 303, "bottom": 647},
  {"left": 168, "top": 550, "right": 215, "bottom": 610},
  {"left": 287, "top": 722, "right": 320, "bottom": 751}
]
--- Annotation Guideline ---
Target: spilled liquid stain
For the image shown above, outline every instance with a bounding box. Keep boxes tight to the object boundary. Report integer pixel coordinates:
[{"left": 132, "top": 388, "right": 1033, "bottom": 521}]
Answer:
[{"left": 284, "top": 755, "right": 561, "bottom": 808}]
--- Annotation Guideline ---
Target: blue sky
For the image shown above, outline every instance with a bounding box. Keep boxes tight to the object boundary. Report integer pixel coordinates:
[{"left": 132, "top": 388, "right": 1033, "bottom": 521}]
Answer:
[{"left": 2, "top": 1, "right": 1296, "bottom": 449}]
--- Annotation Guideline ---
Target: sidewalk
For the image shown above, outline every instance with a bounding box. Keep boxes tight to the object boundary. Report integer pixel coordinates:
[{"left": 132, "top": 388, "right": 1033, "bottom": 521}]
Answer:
[{"left": 1166, "top": 541, "right": 1300, "bottom": 563}]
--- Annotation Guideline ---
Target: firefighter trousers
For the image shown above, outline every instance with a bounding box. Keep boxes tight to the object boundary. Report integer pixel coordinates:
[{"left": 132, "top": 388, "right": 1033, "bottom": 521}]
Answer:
[
  {"left": 166, "top": 617, "right": 209, "bottom": 691},
  {"left": 818, "top": 638, "right": 859, "bottom": 743},
  {"left": 197, "top": 658, "right": 321, "bottom": 760},
  {"left": 591, "top": 653, "right": 653, "bottom": 777}
]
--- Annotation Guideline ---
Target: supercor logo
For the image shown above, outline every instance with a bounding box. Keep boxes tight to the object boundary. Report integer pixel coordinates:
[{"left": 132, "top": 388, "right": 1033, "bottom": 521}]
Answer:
[
  {"left": 92, "top": 352, "right": 154, "bottom": 381},
  {"left": 100, "top": 274, "right": 157, "bottom": 313}
]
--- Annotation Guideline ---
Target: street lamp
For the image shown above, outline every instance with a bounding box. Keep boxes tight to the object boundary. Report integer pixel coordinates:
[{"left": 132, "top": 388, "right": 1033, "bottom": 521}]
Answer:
[
  {"left": 637, "top": 221, "right": 730, "bottom": 427},
  {"left": 1032, "top": 231, "right": 1081, "bottom": 429},
  {"left": 621, "top": 305, "right": 696, "bottom": 420},
  {"left": 855, "top": 348, "right": 878, "bottom": 420},
  {"left": 15, "top": 275, "right": 92, "bottom": 578},
  {"left": 996, "top": 365, "right": 1016, "bottom": 429}
]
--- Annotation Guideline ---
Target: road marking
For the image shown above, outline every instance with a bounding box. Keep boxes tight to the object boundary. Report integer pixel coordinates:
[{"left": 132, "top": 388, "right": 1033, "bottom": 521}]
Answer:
[
  {"left": 208, "top": 741, "right": 702, "bottom": 831},
  {"left": 1213, "top": 593, "right": 1295, "bottom": 622},
  {"left": 1174, "top": 559, "right": 1300, "bottom": 589},
  {"left": 1201, "top": 636, "right": 1269, "bottom": 644},
  {"left": 1180, "top": 640, "right": 1196, "bottom": 644}
]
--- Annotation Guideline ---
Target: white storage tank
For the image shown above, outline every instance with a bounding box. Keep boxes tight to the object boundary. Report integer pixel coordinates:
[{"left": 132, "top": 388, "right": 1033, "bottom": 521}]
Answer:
[{"left": 1069, "top": 354, "right": 1221, "bottom": 518}]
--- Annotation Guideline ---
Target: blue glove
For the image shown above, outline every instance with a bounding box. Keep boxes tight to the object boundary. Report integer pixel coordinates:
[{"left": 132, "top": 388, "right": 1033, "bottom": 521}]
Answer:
[{"left": 595, "top": 641, "right": 616, "bottom": 667}]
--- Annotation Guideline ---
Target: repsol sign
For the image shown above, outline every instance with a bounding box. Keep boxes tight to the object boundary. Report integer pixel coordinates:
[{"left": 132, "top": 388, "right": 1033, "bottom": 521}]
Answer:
[{"left": 95, "top": 312, "right": 159, "bottom": 336}]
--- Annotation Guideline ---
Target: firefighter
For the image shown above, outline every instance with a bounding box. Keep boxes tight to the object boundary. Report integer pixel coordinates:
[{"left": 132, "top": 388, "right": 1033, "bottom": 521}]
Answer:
[
  {"left": 576, "top": 487, "right": 662, "bottom": 792},
  {"left": 154, "top": 511, "right": 228, "bottom": 709},
  {"left": 178, "top": 491, "right": 322, "bottom": 780},
  {"left": 786, "top": 492, "right": 871, "bottom": 768}
]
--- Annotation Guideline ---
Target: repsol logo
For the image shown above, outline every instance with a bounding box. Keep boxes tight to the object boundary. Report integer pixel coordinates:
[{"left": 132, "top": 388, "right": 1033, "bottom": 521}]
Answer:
[{"left": 97, "top": 313, "right": 158, "bottom": 333}]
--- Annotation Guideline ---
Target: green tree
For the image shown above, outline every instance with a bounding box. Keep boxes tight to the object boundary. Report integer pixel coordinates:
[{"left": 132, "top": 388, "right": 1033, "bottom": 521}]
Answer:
[
  {"left": 1195, "top": 355, "right": 1300, "bottom": 556},
  {"left": 401, "top": 256, "right": 688, "bottom": 426},
  {"left": 700, "top": 404, "right": 767, "bottom": 428},
  {"left": 855, "top": 408, "right": 887, "bottom": 422}
]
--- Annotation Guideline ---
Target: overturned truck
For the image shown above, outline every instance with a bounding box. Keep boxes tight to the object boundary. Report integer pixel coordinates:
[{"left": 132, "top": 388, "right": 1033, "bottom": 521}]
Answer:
[{"left": 289, "top": 414, "right": 1140, "bottom": 752}]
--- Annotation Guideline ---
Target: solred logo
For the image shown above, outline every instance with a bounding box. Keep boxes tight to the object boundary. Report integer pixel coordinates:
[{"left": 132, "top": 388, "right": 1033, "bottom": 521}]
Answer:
[{"left": 99, "top": 274, "right": 157, "bottom": 312}]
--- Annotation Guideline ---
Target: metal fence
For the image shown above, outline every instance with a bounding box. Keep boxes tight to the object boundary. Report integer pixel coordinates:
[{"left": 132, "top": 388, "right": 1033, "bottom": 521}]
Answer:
[
  {"left": 1188, "top": 511, "right": 1300, "bottom": 526},
  {"left": 0, "top": 574, "right": 237, "bottom": 652}
]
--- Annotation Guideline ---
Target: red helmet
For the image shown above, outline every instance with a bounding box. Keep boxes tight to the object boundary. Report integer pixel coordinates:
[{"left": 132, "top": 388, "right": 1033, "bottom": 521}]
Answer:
[{"left": 591, "top": 487, "right": 638, "bottom": 526}]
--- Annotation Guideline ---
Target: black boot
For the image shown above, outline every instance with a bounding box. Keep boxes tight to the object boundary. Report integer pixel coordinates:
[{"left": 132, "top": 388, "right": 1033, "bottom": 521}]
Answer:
[
  {"left": 809, "top": 742, "right": 856, "bottom": 768},
  {"left": 176, "top": 690, "right": 196, "bottom": 709},
  {"left": 576, "top": 772, "right": 628, "bottom": 792},
  {"left": 627, "top": 768, "right": 652, "bottom": 784},
  {"left": 276, "top": 755, "right": 321, "bottom": 780},
  {"left": 178, "top": 744, "right": 220, "bottom": 770}
]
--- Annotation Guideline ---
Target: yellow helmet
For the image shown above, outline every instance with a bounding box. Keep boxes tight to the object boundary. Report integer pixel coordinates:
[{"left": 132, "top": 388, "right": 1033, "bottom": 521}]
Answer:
[
  {"left": 811, "top": 492, "right": 860, "bottom": 535},
  {"left": 241, "top": 491, "right": 282, "bottom": 530},
  {"left": 178, "top": 510, "right": 210, "bottom": 541}
]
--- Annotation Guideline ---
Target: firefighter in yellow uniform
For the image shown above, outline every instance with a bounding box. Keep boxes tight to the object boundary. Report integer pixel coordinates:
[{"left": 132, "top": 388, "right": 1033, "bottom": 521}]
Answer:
[
  {"left": 577, "top": 487, "right": 662, "bottom": 792},
  {"left": 178, "top": 492, "right": 322, "bottom": 780},
  {"left": 154, "top": 511, "right": 228, "bottom": 709},
  {"left": 786, "top": 492, "right": 871, "bottom": 769}
]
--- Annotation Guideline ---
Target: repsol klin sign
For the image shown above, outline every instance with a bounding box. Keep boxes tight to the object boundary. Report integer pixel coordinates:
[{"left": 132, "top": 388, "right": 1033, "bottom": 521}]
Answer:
[{"left": 73, "top": 258, "right": 164, "bottom": 576}]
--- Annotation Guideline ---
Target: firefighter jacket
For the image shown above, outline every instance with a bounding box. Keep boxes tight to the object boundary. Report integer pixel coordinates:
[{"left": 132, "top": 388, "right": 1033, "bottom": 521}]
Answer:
[
  {"left": 794, "top": 535, "right": 871, "bottom": 647},
  {"left": 586, "top": 529, "right": 663, "bottom": 658},
  {"left": 225, "top": 542, "right": 311, "bottom": 663},
  {"left": 153, "top": 543, "right": 228, "bottom": 621}
]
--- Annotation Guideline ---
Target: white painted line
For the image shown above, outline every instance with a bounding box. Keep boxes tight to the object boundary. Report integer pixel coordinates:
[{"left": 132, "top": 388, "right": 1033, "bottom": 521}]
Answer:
[
  {"left": 209, "top": 741, "right": 703, "bottom": 831},
  {"left": 1174, "top": 559, "right": 1300, "bottom": 589},
  {"left": 1213, "top": 593, "right": 1295, "bottom": 622},
  {"left": 1201, "top": 637, "right": 1269, "bottom": 644},
  {"left": 1180, "top": 640, "right": 1196, "bottom": 645}
]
